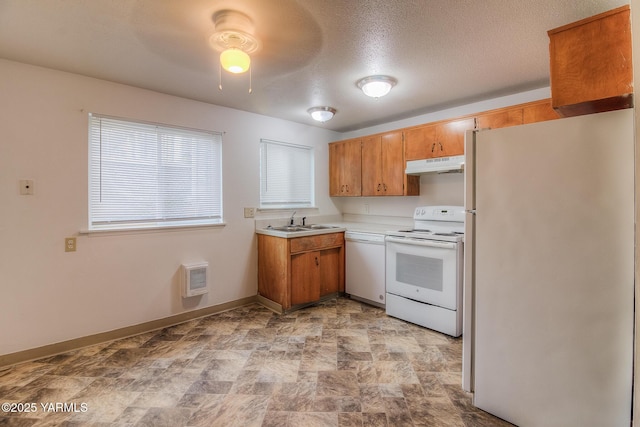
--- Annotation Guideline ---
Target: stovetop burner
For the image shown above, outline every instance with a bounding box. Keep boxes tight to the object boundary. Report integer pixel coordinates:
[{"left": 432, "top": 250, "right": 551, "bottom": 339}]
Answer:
[{"left": 387, "top": 205, "right": 465, "bottom": 243}]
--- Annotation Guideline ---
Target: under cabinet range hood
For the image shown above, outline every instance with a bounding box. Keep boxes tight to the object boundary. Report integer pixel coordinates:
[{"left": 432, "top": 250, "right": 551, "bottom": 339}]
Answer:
[{"left": 405, "top": 155, "right": 465, "bottom": 175}]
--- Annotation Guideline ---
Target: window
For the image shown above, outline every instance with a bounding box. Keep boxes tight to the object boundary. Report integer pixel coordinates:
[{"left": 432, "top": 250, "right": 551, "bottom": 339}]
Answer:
[
  {"left": 88, "top": 114, "right": 223, "bottom": 230},
  {"left": 260, "top": 139, "right": 314, "bottom": 209}
]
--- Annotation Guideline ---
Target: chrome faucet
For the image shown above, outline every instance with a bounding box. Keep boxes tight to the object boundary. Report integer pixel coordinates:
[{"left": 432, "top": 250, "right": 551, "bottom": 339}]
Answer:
[{"left": 289, "top": 211, "right": 296, "bottom": 225}]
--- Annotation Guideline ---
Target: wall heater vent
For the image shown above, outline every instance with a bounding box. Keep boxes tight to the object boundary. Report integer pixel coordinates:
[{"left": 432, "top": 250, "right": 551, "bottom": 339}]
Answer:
[{"left": 181, "top": 262, "right": 209, "bottom": 298}]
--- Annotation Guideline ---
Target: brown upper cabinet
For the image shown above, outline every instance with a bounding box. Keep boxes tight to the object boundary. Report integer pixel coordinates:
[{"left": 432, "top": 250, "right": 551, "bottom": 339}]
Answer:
[
  {"left": 405, "top": 117, "right": 475, "bottom": 161},
  {"left": 522, "top": 99, "right": 560, "bottom": 124},
  {"left": 328, "top": 99, "right": 561, "bottom": 198},
  {"left": 548, "top": 5, "right": 633, "bottom": 117},
  {"left": 476, "top": 100, "right": 560, "bottom": 130},
  {"left": 329, "top": 138, "right": 361, "bottom": 196},
  {"left": 362, "top": 131, "right": 418, "bottom": 196},
  {"left": 476, "top": 107, "right": 523, "bottom": 130},
  {"left": 329, "top": 131, "right": 418, "bottom": 198}
]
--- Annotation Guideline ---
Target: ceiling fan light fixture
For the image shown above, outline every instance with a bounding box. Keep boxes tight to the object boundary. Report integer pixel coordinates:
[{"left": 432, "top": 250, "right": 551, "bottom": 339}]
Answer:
[
  {"left": 308, "top": 106, "right": 336, "bottom": 122},
  {"left": 357, "top": 75, "right": 397, "bottom": 98},
  {"left": 220, "top": 48, "right": 250, "bottom": 73},
  {"left": 210, "top": 10, "right": 260, "bottom": 77}
]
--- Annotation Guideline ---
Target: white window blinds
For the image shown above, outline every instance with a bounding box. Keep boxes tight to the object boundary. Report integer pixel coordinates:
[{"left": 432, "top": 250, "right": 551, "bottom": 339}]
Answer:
[
  {"left": 89, "top": 114, "right": 223, "bottom": 230},
  {"left": 260, "top": 139, "right": 314, "bottom": 208}
]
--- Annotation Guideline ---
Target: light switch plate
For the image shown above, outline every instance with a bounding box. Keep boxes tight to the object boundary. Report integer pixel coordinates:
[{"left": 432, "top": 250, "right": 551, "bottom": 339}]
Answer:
[{"left": 244, "top": 207, "right": 255, "bottom": 218}]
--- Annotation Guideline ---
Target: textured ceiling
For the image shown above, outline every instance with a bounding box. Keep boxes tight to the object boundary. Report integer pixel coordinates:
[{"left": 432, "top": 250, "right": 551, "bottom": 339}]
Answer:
[{"left": 0, "top": 0, "right": 629, "bottom": 132}]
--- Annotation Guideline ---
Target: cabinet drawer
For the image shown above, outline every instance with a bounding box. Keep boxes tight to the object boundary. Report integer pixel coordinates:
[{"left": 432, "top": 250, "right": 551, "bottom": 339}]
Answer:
[{"left": 290, "top": 233, "right": 344, "bottom": 253}]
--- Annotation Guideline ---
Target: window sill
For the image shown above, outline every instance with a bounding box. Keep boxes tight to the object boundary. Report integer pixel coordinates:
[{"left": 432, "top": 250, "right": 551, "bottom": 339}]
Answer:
[{"left": 80, "top": 222, "right": 226, "bottom": 236}]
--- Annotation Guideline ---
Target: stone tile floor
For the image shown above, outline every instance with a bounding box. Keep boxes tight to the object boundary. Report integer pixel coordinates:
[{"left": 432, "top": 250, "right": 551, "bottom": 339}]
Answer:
[{"left": 0, "top": 297, "right": 513, "bottom": 426}]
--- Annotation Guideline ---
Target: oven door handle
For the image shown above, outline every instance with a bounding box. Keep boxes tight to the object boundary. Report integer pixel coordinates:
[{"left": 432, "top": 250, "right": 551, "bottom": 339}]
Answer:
[{"left": 385, "top": 236, "right": 457, "bottom": 249}]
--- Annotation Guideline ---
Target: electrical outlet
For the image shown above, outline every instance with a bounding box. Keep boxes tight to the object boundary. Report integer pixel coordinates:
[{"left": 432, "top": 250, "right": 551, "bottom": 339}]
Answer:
[
  {"left": 19, "top": 179, "right": 34, "bottom": 195},
  {"left": 65, "top": 237, "right": 76, "bottom": 252},
  {"left": 244, "top": 207, "right": 255, "bottom": 218}
]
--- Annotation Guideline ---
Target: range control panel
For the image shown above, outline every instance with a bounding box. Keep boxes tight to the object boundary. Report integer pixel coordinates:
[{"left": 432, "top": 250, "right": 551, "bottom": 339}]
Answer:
[{"left": 414, "top": 206, "right": 465, "bottom": 222}]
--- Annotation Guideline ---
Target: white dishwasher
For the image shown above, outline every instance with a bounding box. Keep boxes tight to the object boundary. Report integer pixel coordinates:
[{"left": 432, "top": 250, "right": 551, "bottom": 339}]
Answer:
[{"left": 345, "top": 231, "right": 386, "bottom": 307}]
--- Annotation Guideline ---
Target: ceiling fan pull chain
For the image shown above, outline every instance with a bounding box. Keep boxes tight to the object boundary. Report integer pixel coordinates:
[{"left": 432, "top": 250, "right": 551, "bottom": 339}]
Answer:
[
  {"left": 248, "top": 66, "right": 252, "bottom": 94},
  {"left": 218, "top": 64, "right": 223, "bottom": 91}
]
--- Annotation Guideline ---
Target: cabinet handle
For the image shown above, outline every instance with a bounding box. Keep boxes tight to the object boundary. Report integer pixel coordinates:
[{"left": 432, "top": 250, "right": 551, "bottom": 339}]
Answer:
[
  {"left": 315, "top": 257, "right": 319, "bottom": 266},
  {"left": 341, "top": 184, "right": 345, "bottom": 192},
  {"left": 383, "top": 183, "right": 387, "bottom": 191},
  {"left": 438, "top": 142, "right": 443, "bottom": 151},
  {"left": 377, "top": 183, "right": 381, "bottom": 192},
  {"left": 431, "top": 143, "right": 436, "bottom": 152},
  {"left": 346, "top": 184, "right": 349, "bottom": 193}
]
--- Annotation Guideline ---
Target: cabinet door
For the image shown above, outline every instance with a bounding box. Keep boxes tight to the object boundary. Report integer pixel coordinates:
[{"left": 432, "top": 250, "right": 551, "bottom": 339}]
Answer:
[
  {"left": 342, "top": 139, "right": 362, "bottom": 196},
  {"left": 436, "top": 118, "right": 475, "bottom": 156},
  {"left": 405, "top": 124, "right": 437, "bottom": 160},
  {"left": 319, "top": 247, "right": 343, "bottom": 296},
  {"left": 548, "top": 5, "right": 632, "bottom": 116},
  {"left": 329, "top": 139, "right": 362, "bottom": 196},
  {"left": 361, "top": 135, "right": 382, "bottom": 196},
  {"left": 380, "top": 131, "right": 404, "bottom": 195},
  {"left": 476, "top": 108, "right": 523, "bottom": 130},
  {"left": 290, "top": 251, "right": 320, "bottom": 305},
  {"left": 362, "top": 132, "right": 405, "bottom": 196},
  {"left": 257, "top": 235, "right": 290, "bottom": 308},
  {"left": 405, "top": 119, "right": 474, "bottom": 160},
  {"left": 328, "top": 142, "right": 342, "bottom": 196}
]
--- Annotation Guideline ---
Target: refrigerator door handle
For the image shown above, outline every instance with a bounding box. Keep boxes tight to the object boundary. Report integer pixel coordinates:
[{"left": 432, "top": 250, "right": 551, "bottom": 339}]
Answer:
[{"left": 462, "top": 210, "right": 476, "bottom": 393}]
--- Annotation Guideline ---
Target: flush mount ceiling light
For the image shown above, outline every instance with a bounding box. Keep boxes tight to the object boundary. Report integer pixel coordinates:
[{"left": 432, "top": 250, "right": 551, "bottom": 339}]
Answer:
[
  {"left": 308, "top": 106, "right": 337, "bottom": 122},
  {"left": 356, "top": 75, "right": 398, "bottom": 98},
  {"left": 210, "top": 10, "right": 261, "bottom": 91}
]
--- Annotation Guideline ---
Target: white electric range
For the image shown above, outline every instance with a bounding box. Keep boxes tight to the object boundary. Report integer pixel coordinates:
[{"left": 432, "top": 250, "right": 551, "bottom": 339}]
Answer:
[{"left": 385, "top": 206, "right": 465, "bottom": 337}]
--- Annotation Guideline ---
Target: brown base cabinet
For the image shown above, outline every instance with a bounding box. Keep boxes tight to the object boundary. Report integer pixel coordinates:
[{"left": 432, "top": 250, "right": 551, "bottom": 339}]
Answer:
[{"left": 258, "top": 232, "right": 345, "bottom": 313}]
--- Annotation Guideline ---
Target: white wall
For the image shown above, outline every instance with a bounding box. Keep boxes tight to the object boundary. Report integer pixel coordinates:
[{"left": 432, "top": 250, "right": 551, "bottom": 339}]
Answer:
[{"left": 0, "top": 59, "right": 341, "bottom": 356}]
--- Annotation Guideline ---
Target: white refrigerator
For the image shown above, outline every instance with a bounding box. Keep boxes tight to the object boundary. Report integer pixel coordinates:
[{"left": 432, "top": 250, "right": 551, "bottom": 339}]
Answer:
[{"left": 462, "top": 108, "right": 634, "bottom": 426}]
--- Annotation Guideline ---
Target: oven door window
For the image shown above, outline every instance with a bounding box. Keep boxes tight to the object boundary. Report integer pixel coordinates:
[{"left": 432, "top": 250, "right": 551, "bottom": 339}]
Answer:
[
  {"left": 396, "top": 253, "right": 443, "bottom": 291},
  {"left": 386, "top": 240, "right": 459, "bottom": 310}
]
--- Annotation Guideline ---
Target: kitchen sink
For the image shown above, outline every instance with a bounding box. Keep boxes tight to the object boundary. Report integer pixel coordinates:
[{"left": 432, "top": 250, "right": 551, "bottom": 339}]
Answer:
[
  {"left": 265, "top": 224, "right": 340, "bottom": 233},
  {"left": 259, "top": 223, "right": 346, "bottom": 238},
  {"left": 268, "top": 226, "right": 308, "bottom": 232}
]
